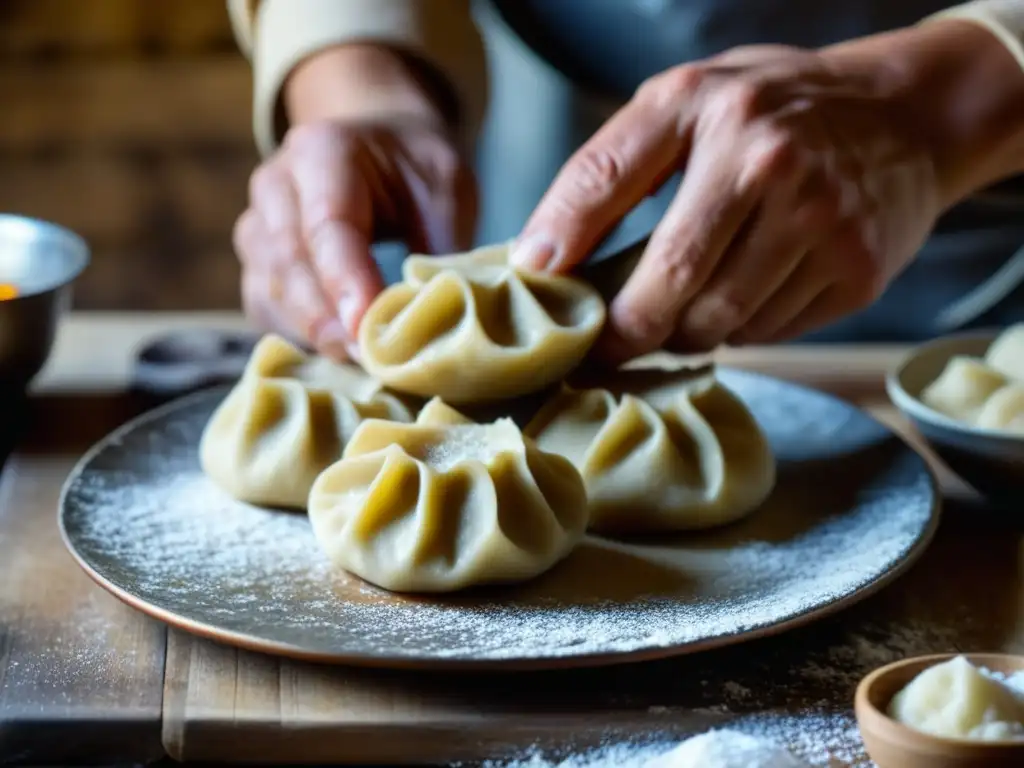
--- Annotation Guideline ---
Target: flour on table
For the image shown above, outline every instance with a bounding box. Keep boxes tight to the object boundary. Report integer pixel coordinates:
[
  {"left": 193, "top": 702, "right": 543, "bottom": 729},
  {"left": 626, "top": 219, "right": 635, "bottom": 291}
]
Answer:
[{"left": 61, "top": 383, "right": 935, "bottom": 664}]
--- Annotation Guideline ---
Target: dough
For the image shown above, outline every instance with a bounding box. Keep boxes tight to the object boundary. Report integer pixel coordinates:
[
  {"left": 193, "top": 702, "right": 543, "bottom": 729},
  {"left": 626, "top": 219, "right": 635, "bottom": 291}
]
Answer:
[
  {"left": 985, "top": 323, "right": 1024, "bottom": 381},
  {"left": 307, "top": 400, "right": 590, "bottom": 593},
  {"left": 975, "top": 383, "right": 1024, "bottom": 435},
  {"left": 358, "top": 243, "right": 606, "bottom": 404},
  {"left": 651, "top": 730, "right": 807, "bottom": 768},
  {"left": 525, "top": 364, "right": 776, "bottom": 534},
  {"left": 200, "top": 334, "right": 412, "bottom": 508},
  {"left": 920, "top": 356, "right": 1009, "bottom": 422},
  {"left": 888, "top": 656, "right": 1024, "bottom": 741}
]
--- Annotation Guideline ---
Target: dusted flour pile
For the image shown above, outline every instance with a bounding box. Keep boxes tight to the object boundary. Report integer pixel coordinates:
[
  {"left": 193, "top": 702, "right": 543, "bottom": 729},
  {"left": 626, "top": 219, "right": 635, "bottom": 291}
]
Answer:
[
  {"left": 650, "top": 729, "right": 809, "bottom": 766},
  {"left": 60, "top": 370, "right": 935, "bottom": 663},
  {"left": 469, "top": 711, "right": 867, "bottom": 767}
]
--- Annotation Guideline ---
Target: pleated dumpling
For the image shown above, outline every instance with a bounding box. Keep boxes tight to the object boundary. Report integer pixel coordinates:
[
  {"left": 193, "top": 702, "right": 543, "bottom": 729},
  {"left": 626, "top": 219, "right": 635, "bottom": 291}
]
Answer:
[
  {"left": 200, "top": 334, "right": 412, "bottom": 508},
  {"left": 920, "top": 356, "right": 1009, "bottom": 422},
  {"left": 974, "top": 383, "right": 1024, "bottom": 435},
  {"left": 525, "top": 365, "right": 776, "bottom": 534},
  {"left": 307, "top": 398, "right": 589, "bottom": 593},
  {"left": 357, "top": 243, "right": 606, "bottom": 403},
  {"left": 985, "top": 324, "right": 1024, "bottom": 381}
]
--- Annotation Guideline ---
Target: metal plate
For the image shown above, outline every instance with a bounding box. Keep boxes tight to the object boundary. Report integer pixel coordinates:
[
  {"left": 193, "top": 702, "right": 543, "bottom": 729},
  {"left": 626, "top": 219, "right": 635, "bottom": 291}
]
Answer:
[{"left": 60, "top": 369, "right": 939, "bottom": 670}]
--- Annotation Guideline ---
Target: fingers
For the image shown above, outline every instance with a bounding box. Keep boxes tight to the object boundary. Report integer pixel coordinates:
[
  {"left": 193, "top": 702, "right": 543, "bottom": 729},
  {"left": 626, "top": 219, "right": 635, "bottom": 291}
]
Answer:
[
  {"left": 761, "top": 286, "right": 845, "bottom": 343},
  {"left": 669, "top": 177, "right": 837, "bottom": 350},
  {"left": 288, "top": 129, "right": 384, "bottom": 342},
  {"left": 596, "top": 143, "right": 761, "bottom": 363},
  {"left": 511, "top": 86, "right": 690, "bottom": 272},
  {"left": 723, "top": 256, "right": 829, "bottom": 346},
  {"left": 234, "top": 207, "right": 351, "bottom": 361}
]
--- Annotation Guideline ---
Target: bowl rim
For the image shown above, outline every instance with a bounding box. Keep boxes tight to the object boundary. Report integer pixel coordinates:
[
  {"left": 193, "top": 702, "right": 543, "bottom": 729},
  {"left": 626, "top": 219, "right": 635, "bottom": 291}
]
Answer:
[
  {"left": 0, "top": 213, "right": 90, "bottom": 297},
  {"left": 885, "top": 328, "right": 1024, "bottom": 445},
  {"left": 855, "top": 652, "right": 1024, "bottom": 751}
]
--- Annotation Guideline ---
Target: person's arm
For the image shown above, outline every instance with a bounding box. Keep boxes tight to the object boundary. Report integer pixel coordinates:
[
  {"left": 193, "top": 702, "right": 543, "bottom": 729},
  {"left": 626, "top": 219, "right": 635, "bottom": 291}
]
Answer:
[
  {"left": 822, "top": 0, "right": 1024, "bottom": 209},
  {"left": 226, "top": 0, "right": 488, "bottom": 155}
]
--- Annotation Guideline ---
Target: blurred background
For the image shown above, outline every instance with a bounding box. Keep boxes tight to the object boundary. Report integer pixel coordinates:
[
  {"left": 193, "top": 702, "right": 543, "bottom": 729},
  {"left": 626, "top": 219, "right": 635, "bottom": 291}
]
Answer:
[
  {"left": 0, "top": 0, "right": 634, "bottom": 311},
  {"left": 0, "top": 0, "right": 254, "bottom": 310}
]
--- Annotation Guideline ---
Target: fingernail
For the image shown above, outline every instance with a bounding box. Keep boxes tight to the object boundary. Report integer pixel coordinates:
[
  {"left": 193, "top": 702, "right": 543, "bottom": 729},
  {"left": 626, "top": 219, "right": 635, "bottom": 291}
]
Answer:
[{"left": 510, "top": 233, "right": 557, "bottom": 271}]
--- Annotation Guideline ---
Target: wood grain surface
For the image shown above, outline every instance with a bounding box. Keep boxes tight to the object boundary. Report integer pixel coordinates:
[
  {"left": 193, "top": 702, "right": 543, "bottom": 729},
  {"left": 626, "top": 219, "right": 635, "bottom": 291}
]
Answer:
[
  {"left": 0, "top": 1, "right": 254, "bottom": 312},
  {"left": 4, "top": 313, "right": 1022, "bottom": 766}
]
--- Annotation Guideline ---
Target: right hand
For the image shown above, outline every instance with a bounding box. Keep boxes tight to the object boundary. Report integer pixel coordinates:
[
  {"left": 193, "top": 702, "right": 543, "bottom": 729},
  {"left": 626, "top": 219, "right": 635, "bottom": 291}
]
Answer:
[{"left": 234, "top": 119, "right": 477, "bottom": 361}]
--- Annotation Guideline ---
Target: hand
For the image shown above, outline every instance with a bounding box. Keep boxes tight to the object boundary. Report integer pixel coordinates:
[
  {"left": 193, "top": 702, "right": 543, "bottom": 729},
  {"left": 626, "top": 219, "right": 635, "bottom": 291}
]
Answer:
[
  {"left": 512, "top": 43, "right": 945, "bottom": 361},
  {"left": 234, "top": 119, "right": 476, "bottom": 361}
]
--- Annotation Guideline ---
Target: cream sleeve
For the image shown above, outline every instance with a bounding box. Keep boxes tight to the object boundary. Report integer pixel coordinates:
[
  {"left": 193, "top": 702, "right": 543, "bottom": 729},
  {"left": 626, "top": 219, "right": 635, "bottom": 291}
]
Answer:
[
  {"left": 927, "top": 0, "right": 1024, "bottom": 68},
  {"left": 227, "top": 0, "right": 488, "bottom": 156}
]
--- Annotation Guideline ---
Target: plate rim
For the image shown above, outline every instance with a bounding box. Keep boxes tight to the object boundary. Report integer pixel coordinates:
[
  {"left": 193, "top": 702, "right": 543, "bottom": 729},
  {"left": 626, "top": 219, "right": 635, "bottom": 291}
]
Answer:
[{"left": 57, "top": 369, "right": 943, "bottom": 671}]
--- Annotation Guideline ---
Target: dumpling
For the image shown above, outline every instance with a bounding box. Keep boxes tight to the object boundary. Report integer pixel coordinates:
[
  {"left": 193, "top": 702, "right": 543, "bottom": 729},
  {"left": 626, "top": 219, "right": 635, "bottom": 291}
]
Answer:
[
  {"left": 357, "top": 242, "right": 606, "bottom": 404},
  {"left": 525, "top": 365, "right": 776, "bottom": 534},
  {"left": 975, "top": 383, "right": 1024, "bottom": 435},
  {"left": 200, "top": 334, "right": 412, "bottom": 508},
  {"left": 985, "top": 324, "right": 1024, "bottom": 381},
  {"left": 888, "top": 655, "right": 1024, "bottom": 741},
  {"left": 920, "top": 356, "right": 1009, "bottom": 422},
  {"left": 307, "top": 400, "right": 589, "bottom": 593}
]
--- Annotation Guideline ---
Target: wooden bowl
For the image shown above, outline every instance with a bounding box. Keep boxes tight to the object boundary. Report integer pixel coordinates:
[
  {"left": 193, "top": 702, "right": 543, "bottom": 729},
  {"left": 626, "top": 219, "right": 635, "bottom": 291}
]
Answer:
[
  {"left": 855, "top": 653, "right": 1024, "bottom": 768},
  {"left": 886, "top": 330, "right": 1024, "bottom": 506}
]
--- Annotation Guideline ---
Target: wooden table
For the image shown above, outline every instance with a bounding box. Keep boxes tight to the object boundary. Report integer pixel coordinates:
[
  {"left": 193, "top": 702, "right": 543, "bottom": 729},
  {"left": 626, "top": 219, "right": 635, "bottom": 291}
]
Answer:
[{"left": 1, "top": 312, "right": 1020, "bottom": 766}]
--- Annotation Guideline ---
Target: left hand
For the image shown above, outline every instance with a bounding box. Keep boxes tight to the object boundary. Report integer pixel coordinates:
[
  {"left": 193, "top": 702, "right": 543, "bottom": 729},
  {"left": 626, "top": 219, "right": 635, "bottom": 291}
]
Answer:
[{"left": 511, "top": 44, "right": 942, "bottom": 361}]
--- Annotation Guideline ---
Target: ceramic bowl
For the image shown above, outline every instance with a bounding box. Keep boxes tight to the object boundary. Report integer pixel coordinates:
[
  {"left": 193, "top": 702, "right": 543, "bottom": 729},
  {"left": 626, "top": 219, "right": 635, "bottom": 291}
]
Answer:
[
  {"left": 855, "top": 653, "right": 1024, "bottom": 768},
  {"left": 0, "top": 214, "right": 89, "bottom": 392},
  {"left": 886, "top": 330, "right": 1024, "bottom": 505}
]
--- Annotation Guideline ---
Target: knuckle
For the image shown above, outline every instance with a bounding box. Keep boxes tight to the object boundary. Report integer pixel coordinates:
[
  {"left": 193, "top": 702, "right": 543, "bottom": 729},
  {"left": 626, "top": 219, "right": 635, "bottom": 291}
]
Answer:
[
  {"left": 716, "top": 79, "right": 765, "bottom": 122},
  {"left": 696, "top": 290, "right": 748, "bottom": 331},
  {"left": 640, "top": 64, "right": 705, "bottom": 103},
  {"left": 745, "top": 130, "right": 801, "bottom": 185},
  {"left": 566, "top": 146, "right": 630, "bottom": 199},
  {"left": 248, "top": 163, "right": 280, "bottom": 205},
  {"left": 615, "top": 301, "right": 669, "bottom": 348},
  {"left": 232, "top": 210, "right": 259, "bottom": 262},
  {"left": 646, "top": 242, "right": 704, "bottom": 299},
  {"left": 284, "top": 121, "right": 328, "bottom": 152}
]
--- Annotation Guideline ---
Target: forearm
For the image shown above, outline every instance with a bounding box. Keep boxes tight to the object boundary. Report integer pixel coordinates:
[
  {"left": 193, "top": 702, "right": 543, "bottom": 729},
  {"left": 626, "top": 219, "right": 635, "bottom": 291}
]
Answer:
[
  {"left": 824, "top": 15, "right": 1024, "bottom": 209},
  {"left": 285, "top": 44, "right": 454, "bottom": 132},
  {"left": 227, "top": 0, "right": 487, "bottom": 156}
]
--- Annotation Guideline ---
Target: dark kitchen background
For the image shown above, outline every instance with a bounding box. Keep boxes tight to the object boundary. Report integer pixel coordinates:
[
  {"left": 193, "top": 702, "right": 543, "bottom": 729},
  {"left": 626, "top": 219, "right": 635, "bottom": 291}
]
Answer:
[{"left": 0, "top": 0, "right": 252, "bottom": 311}]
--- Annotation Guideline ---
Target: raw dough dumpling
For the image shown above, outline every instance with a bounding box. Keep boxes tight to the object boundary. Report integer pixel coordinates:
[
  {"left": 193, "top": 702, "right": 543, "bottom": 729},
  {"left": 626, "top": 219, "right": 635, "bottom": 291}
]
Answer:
[
  {"left": 888, "top": 655, "right": 1024, "bottom": 741},
  {"left": 200, "top": 334, "right": 412, "bottom": 508},
  {"left": 525, "top": 365, "right": 776, "bottom": 534},
  {"left": 920, "top": 356, "right": 1009, "bottom": 422},
  {"left": 358, "top": 243, "right": 606, "bottom": 403},
  {"left": 975, "top": 383, "right": 1024, "bottom": 435},
  {"left": 307, "top": 400, "right": 589, "bottom": 592},
  {"left": 985, "top": 323, "right": 1024, "bottom": 381}
]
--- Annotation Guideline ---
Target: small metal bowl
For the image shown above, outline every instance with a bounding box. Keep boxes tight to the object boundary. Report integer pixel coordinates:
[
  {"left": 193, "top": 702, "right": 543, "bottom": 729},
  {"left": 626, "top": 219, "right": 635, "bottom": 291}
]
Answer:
[
  {"left": 886, "top": 330, "right": 1024, "bottom": 505},
  {"left": 0, "top": 214, "right": 90, "bottom": 392},
  {"left": 855, "top": 653, "right": 1024, "bottom": 768}
]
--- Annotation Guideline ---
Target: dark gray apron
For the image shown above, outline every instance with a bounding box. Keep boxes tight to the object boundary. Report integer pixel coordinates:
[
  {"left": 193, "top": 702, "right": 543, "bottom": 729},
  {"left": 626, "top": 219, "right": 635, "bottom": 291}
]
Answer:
[{"left": 477, "top": 0, "right": 1024, "bottom": 342}]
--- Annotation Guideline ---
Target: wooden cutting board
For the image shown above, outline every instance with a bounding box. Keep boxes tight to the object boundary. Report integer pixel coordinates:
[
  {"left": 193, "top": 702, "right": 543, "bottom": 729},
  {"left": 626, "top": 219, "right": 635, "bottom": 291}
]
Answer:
[{"left": 4, "top": 313, "right": 1022, "bottom": 767}]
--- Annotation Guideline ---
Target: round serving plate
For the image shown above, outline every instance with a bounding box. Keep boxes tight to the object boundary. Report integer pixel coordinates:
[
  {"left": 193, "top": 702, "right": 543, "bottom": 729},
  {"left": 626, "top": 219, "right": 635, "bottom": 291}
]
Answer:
[{"left": 60, "top": 368, "right": 939, "bottom": 671}]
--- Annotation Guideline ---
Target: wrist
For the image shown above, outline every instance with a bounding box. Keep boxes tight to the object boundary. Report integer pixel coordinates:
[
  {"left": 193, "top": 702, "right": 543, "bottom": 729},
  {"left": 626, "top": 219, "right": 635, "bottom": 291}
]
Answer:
[
  {"left": 284, "top": 43, "right": 456, "bottom": 133},
  {"left": 824, "top": 19, "right": 1024, "bottom": 208}
]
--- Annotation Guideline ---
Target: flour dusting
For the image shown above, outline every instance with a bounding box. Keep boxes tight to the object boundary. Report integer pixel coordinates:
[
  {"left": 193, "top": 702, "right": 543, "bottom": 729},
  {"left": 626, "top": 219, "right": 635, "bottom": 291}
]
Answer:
[
  {"left": 61, "top": 381, "right": 935, "bottom": 664},
  {"left": 57, "top": 376, "right": 941, "bottom": 767}
]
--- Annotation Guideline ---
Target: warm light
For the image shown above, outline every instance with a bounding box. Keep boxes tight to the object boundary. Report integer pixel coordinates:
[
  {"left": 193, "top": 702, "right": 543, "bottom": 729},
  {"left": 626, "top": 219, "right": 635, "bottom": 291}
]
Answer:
[{"left": 0, "top": 284, "right": 18, "bottom": 301}]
